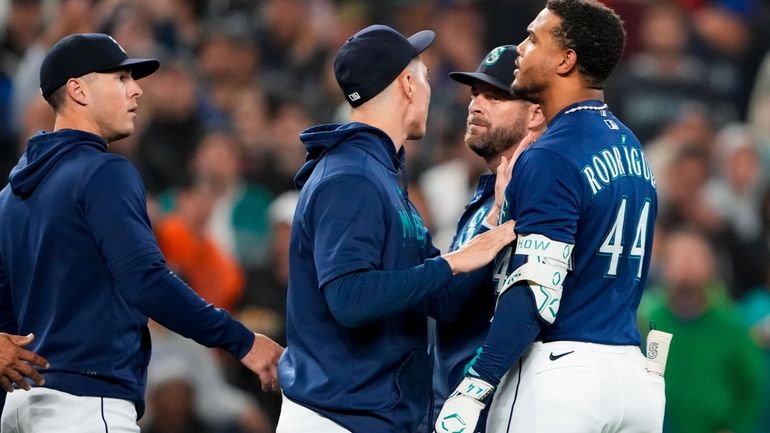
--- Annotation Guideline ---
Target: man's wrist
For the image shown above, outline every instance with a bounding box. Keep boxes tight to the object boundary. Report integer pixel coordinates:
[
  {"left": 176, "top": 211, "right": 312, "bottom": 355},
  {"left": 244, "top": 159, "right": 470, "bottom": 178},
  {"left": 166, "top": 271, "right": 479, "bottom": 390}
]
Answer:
[{"left": 452, "top": 376, "right": 495, "bottom": 403}]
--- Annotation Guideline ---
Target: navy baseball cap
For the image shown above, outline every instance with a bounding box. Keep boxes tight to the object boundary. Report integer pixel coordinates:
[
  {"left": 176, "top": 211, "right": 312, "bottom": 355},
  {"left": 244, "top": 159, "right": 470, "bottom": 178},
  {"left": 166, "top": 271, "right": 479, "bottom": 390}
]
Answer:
[
  {"left": 40, "top": 33, "right": 160, "bottom": 98},
  {"left": 449, "top": 45, "right": 518, "bottom": 95},
  {"left": 334, "top": 24, "right": 435, "bottom": 107}
]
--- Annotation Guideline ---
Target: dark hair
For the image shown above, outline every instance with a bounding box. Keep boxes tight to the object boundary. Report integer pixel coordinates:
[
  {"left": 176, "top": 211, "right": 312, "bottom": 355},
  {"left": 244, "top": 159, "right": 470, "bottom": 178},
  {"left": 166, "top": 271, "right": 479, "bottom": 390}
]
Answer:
[
  {"left": 546, "top": 0, "right": 626, "bottom": 88},
  {"left": 44, "top": 86, "right": 67, "bottom": 112}
]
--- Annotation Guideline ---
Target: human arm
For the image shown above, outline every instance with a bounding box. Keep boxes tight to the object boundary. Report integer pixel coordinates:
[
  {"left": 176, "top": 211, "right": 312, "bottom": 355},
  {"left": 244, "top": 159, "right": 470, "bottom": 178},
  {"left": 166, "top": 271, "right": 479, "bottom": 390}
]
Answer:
[
  {"left": 323, "top": 221, "right": 516, "bottom": 328},
  {"left": 82, "top": 159, "right": 281, "bottom": 390},
  {"left": 311, "top": 173, "right": 515, "bottom": 328},
  {"left": 0, "top": 333, "right": 49, "bottom": 392},
  {"left": 436, "top": 149, "right": 580, "bottom": 433},
  {"left": 0, "top": 260, "right": 48, "bottom": 392}
]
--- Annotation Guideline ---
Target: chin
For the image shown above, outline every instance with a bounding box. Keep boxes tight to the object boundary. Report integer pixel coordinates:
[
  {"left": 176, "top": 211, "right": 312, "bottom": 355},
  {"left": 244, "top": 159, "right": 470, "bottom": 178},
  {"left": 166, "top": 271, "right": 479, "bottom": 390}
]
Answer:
[
  {"left": 105, "top": 129, "right": 133, "bottom": 143},
  {"left": 406, "top": 124, "right": 427, "bottom": 141}
]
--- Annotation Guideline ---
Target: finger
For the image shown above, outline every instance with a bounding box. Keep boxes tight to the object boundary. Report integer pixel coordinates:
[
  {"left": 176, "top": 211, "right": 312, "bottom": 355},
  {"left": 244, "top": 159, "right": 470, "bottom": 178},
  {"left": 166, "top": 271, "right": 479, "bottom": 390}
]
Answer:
[
  {"left": 14, "top": 362, "right": 45, "bottom": 386},
  {"left": 257, "top": 369, "right": 272, "bottom": 392},
  {"left": 19, "top": 349, "right": 49, "bottom": 369},
  {"left": 7, "top": 369, "right": 30, "bottom": 391},
  {"left": 7, "top": 333, "right": 34, "bottom": 347},
  {"left": 497, "top": 156, "right": 508, "bottom": 176},
  {"left": 0, "top": 375, "right": 13, "bottom": 393},
  {"left": 506, "top": 154, "right": 516, "bottom": 178}
]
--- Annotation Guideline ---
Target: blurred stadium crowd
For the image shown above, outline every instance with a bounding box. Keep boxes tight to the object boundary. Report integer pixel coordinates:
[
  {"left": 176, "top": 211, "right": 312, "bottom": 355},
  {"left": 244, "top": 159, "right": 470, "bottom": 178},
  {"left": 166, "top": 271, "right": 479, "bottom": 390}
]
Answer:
[{"left": 1, "top": 0, "right": 770, "bottom": 432}]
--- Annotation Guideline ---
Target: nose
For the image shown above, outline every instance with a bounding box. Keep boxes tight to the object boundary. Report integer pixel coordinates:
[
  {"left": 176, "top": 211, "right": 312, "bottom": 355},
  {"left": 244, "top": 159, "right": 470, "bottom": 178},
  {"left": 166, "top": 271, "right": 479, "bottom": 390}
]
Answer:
[
  {"left": 130, "top": 77, "right": 143, "bottom": 98},
  {"left": 469, "top": 95, "right": 484, "bottom": 114},
  {"left": 517, "top": 38, "right": 528, "bottom": 57}
]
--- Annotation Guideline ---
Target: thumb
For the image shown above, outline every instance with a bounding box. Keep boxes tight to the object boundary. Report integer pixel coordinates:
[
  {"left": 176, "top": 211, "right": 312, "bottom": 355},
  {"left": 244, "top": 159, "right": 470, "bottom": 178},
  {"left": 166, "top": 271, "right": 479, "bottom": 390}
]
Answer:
[{"left": 8, "top": 333, "right": 35, "bottom": 346}]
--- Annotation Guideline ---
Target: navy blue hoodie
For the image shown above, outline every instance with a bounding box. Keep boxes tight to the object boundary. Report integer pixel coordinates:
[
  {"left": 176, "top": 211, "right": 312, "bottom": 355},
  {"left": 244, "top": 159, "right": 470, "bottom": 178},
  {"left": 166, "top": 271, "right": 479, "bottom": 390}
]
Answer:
[
  {"left": 279, "top": 122, "right": 487, "bottom": 433},
  {"left": 0, "top": 129, "right": 254, "bottom": 417}
]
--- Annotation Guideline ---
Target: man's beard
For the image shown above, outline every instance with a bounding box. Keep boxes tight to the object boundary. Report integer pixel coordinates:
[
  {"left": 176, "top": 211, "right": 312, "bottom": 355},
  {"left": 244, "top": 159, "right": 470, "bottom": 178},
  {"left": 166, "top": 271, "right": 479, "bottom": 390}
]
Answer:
[
  {"left": 465, "top": 115, "right": 528, "bottom": 159},
  {"left": 510, "top": 69, "right": 546, "bottom": 104}
]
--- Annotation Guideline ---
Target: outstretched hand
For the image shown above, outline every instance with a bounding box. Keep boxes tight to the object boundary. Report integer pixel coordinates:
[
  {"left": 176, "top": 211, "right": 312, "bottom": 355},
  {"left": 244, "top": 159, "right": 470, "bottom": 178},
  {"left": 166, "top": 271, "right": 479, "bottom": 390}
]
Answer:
[
  {"left": 240, "top": 333, "right": 284, "bottom": 392},
  {"left": 0, "top": 332, "right": 49, "bottom": 392},
  {"left": 443, "top": 220, "right": 516, "bottom": 275},
  {"left": 486, "top": 131, "right": 538, "bottom": 226}
]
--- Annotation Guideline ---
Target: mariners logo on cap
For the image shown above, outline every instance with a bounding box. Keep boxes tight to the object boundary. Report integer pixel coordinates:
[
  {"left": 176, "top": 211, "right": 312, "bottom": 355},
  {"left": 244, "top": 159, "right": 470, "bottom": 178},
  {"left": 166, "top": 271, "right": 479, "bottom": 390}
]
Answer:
[{"left": 483, "top": 46, "right": 507, "bottom": 66}]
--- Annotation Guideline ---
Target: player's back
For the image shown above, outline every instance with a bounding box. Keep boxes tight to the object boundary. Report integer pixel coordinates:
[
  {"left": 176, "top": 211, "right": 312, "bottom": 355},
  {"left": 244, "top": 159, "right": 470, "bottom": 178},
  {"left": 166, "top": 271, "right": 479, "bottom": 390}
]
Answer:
[{"left": 506, "top": 100, "right": 658, "bottom": 346}]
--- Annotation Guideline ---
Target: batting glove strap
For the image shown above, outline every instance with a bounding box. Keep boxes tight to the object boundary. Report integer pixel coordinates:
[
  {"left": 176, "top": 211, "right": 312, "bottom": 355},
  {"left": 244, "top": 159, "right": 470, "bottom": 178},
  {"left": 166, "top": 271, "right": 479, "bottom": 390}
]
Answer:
[{"left": 450, "top": 376, "right": 495, "bottom": 402}]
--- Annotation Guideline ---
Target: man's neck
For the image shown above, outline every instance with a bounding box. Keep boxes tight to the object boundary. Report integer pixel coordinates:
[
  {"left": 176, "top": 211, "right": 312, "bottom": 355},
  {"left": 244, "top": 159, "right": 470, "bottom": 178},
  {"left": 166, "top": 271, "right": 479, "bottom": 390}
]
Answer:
[
  {"left": 540, "top": 87, "right": 605, "bottom": 124},
  {"left": 350, "top": 108, "right": 405, "bottom": 153}
]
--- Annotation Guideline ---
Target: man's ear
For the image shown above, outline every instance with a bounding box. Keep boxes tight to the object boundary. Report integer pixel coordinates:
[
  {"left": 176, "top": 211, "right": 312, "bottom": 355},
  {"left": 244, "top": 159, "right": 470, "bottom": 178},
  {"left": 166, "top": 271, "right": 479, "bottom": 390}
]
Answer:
[
  {"left": 528, "top": 104, "right": 546, "bottom": 131},
  {"left": 399, "top": 70, "right": 414, "bottom": 102},
  {"left": 65, "top": 77, "right": 88, "bottom": 106},
  {"left": 556, "top": 49, "right": 578, "bottom": 76}
]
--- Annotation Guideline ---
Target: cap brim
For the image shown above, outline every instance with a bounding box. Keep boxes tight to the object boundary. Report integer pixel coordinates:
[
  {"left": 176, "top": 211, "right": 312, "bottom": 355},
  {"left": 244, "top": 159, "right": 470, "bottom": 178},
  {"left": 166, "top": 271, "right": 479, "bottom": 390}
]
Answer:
[
  {"left": 101, "top": 58, "right": 160, "bottom": 80},
  {"left": 449, "top": 71, "right": 514, "bottom": 95},
  {"left": 408, "top": 30, "right": 435, "bottom": 55}
]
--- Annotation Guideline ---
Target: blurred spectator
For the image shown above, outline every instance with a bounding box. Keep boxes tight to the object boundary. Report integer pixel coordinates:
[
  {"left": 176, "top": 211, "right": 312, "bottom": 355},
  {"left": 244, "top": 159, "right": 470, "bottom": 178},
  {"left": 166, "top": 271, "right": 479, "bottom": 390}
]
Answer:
[
  {"left": 238, "top": 190, "right": 299, "bottom": 343},
  {"left": 144, "top": 322, "right": 272, "bottom": 433},
  {"left": 640, "top": 229, "right": 765, "bottom": 433},
  {"left": 704, "top": 123, "right": 768, "bottom": 298},
  {"left": 748, "top": 49, "right": 770, "bottom": 155},
  {"left": 134, "top": 57, "right": 205, "bottom": 193},
  {"left": 144, "top": 376, "right": 216, "bottom": 433},
  {"left": 228, "top": 190, "right": 300, "bottom": 428},
  {"left": 0, "top": 0, "right": 44, "bottom": 173},
  {"left": 606, "top": 1, "right": 718, "bottom": 143},
  {"left": 690, "top": 1, "right": 761, "bottom": 120},
  {"left": 188, "top": 131, "right": 273, "bottom": 270},
  {"left": 196, "top": 25, "right": 259, "bottom": 130},
  {"left": 644, "top": 107, "right": 717, "bottom": 193},
  {"left": 658, "top": 145, "right": 723, "bottom": 235},
  {"left": 257, "top": 0, "right": 332, "bottom": 122},
  {"left": 154, "top": 177, "right": 245, "bottom": 312},
  {"left": 2, "top": 0, "right": 770, "bottom": 429},
  {"left": 12, "top": 0, "right": 98, "bottom": 130},
  {"left": 738, "top": 265, "right": 770, "bottom": 432},
  {"left": 244, "top": 98, "right": 311, "bottom": 194},
  {"left": 100, "top": 2, "right": 160, "bottom": 58}
]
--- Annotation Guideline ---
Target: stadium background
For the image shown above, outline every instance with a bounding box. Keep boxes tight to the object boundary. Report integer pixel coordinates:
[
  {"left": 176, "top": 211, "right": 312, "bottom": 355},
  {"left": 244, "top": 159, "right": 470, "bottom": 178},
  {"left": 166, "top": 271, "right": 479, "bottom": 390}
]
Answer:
[{"left": 0, "top": 0, "right": 769, "bottom": 432}]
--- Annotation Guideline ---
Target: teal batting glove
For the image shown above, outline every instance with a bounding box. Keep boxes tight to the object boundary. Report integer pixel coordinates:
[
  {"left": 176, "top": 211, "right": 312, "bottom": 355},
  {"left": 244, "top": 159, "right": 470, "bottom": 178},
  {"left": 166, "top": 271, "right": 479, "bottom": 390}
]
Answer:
[{"left": 435, "top": 376, "right": 494, "bottom": 433}]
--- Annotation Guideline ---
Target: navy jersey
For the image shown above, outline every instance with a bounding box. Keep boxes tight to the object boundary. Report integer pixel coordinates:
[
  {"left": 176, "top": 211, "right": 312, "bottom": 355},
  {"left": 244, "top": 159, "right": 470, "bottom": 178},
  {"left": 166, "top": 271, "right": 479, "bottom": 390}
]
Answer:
[
  {"left": 496, "top": 100, "right": 657, "bottom": 345},
  {"left": 280, "top": 123, "right": 442, "bottom": 433}
]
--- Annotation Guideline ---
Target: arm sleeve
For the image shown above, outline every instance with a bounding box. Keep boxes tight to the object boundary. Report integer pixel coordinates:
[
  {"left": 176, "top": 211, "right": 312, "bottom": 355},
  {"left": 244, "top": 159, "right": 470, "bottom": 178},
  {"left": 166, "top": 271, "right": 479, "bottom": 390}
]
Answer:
[
  {"left": 423, "top": 265, "right": 491, "bottom": 322},
  {"left": 467, "top": 287, "right": 543, "bottom": 386},
  {"left": 83, "top": 159, "right": 254, "bottom": 359},
  {"left": 0, "top": 257, "right": 15, "bottom": 334},
  {"left": 470, "top": 149, "right": 581, "bottom": 385},
  {"left": 323, "top": 257, "right": 453, "bottom": 328}
]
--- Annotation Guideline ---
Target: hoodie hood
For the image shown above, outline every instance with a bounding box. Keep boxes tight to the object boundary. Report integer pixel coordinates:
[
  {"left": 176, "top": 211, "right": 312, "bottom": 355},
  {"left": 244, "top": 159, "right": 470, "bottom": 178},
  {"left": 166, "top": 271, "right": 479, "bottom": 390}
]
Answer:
[
  {"left": 294, "top": 122, "right": 402, "bottom": 188},
  {"left": 10, "top": 129, "right": 108, "bottom": 199}
]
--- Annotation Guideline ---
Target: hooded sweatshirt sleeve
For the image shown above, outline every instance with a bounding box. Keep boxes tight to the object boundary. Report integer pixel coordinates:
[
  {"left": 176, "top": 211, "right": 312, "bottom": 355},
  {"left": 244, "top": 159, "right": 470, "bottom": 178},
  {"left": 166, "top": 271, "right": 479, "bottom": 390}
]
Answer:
[
  {"left": 81, "top": 157, "right": 254, "bottom": 358},
  {"left": 0, "top": 257, "right": 15, "bottom": 334}
]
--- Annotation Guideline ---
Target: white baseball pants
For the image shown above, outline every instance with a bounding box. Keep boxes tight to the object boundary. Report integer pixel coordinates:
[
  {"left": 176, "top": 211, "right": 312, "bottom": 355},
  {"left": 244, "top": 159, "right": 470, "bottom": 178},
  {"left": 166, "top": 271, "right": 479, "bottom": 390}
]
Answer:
[
  {"left": 486, "top": 341, "right": 665, "bottom": 433},
  {"left": 1, "top": 387, "right": 139, "bottom": 433},
  {"left": 276, "top": 394, "right": 352, "bottom": 433}
]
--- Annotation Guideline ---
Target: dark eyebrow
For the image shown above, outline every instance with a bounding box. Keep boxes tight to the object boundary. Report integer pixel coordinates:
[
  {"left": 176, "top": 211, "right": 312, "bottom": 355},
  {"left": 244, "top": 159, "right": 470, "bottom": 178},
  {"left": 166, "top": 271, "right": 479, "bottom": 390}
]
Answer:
[{"left": 527, "top": 28, "right": 536, "bottom": 42}]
